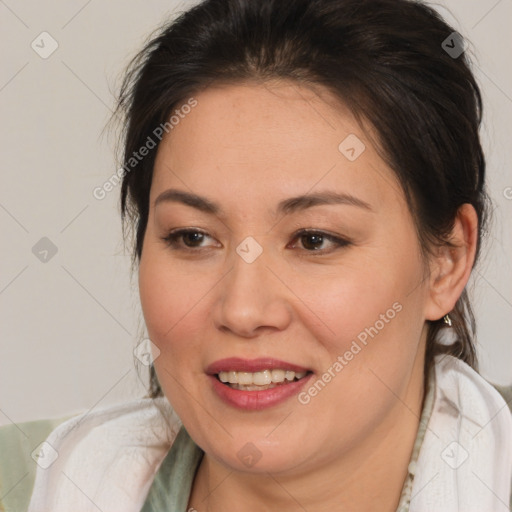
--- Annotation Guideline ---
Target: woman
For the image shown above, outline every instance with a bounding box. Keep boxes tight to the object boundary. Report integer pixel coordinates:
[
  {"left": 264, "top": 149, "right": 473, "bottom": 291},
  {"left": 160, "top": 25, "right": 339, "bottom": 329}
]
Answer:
[{"left": 28, "top": 0, "right": 512, "bottom": 511}]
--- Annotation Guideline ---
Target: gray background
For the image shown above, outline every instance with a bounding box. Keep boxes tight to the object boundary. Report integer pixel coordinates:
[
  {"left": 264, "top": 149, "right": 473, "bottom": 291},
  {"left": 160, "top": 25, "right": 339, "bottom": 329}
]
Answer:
[{"left": 1, "top": 0, "right": 511, "bottom": 425}]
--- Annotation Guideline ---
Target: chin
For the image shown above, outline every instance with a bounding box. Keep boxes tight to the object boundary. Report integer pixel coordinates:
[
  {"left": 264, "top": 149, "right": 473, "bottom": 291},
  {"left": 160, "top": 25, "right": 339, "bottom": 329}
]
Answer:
[{"left": 200, "top": 428, "right": 314, "bottom": 475}]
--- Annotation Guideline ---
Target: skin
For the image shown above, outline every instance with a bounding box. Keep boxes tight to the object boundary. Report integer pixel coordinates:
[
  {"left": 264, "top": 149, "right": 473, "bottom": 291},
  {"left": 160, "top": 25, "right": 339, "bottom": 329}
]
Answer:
[{"left": 138, "top": 80, "right": 478, "bottom": 512}]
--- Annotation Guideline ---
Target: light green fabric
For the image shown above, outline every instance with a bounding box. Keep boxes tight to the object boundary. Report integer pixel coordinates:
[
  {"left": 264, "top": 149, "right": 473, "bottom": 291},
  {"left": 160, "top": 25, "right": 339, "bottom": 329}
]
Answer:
[
  {"left": 494, "top": 384, "right": 512, "bottom": 412},
  {"left": 0, "top": 414, "right": 77, "bottom": 512},
  {"left": 140, "top": 425, "right": 204, "bottom": 512}
]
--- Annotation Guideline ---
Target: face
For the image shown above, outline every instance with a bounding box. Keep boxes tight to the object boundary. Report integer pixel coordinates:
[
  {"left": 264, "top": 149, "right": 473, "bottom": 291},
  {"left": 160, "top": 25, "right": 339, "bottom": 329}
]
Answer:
[{"left": 139, "top": 81, "right": 431, "bottom": 475}]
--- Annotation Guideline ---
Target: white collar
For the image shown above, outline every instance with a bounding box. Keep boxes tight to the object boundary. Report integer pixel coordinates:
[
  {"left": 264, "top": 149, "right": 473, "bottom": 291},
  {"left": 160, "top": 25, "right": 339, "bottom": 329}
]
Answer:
[{"left": 409, "top": 354, "right": 512, "bottom": 511}]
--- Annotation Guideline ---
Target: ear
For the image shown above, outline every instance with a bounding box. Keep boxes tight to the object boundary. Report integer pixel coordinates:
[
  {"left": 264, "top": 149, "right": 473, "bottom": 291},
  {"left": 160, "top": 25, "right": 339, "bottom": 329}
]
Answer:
[{"left": 424, "top": 203, "right": 479, "bottom": 322}]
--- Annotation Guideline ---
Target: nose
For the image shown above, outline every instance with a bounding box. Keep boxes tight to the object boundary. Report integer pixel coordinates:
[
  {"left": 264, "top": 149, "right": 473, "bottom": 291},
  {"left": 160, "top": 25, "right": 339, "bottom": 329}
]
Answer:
[{"left": 213, "top": 245, "right": 293, "bottom": 338}]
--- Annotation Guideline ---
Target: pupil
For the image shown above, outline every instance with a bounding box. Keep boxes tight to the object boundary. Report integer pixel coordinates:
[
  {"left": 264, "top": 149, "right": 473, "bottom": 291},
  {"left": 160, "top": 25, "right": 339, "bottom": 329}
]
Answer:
[
  {"left": 184, "top": 232, "right": 203, "bottom": 246},
  {"left": 302, "top": 234, "right": 322, "bottom": 250}
]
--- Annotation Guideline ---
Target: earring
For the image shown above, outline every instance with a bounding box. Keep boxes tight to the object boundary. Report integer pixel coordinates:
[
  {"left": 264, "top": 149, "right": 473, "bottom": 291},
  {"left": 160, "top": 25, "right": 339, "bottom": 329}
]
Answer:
[{"left": 443, "top": 314, "right": 452, "bottom": 327}]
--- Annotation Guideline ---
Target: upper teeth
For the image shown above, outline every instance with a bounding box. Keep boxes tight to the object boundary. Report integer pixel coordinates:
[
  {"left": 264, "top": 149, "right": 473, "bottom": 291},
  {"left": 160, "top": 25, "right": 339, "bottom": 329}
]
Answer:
[{"left": 218, "top": 369, "right": 307, "bottom": 385}]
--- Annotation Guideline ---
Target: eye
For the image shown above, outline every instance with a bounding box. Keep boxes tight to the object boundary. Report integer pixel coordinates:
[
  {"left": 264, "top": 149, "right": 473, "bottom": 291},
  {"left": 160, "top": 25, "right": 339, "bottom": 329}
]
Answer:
[
  {"left": 161, "top": 228, "right": 218, "bottom": 250},
  {"left": 289, "top": 229, "right": 351, "bottom": 253}
]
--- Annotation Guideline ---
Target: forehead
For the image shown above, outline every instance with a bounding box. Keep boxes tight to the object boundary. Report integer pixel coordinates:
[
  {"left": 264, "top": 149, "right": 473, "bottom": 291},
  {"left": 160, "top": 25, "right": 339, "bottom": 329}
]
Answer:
[
  {"left": 151, "top": 81, "right": 405, "bottom": 216},
  {"left": 158, "top": 80, "right": 358, "bottom": 160}
]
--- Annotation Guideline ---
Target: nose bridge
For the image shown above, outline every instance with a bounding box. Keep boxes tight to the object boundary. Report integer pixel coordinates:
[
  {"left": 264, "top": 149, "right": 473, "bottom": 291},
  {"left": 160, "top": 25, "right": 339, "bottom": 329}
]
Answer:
[
  {"left": 214, "top": 237, "right": 291, "bottom": 335},
  {"left": 227, "top": 237, "right": 274, "bottom": 304}
]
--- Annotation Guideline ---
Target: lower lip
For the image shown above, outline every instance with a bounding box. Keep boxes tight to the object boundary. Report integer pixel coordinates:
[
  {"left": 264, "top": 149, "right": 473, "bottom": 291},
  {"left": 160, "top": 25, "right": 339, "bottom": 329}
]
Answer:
[{"left": 208, "top": 373, "right": 313, "bottom": 410}]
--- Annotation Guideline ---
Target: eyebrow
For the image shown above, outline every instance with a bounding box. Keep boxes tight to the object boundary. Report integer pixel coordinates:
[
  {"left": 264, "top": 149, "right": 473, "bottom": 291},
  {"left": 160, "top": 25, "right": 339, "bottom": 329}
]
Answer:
[{"left": 154, "top": 188, "right": 373, "bottom": 215}]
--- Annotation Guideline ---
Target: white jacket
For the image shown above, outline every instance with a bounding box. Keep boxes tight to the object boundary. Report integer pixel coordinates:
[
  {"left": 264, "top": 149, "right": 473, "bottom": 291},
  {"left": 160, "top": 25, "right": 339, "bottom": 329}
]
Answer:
[{"left": 27, "top": 397, "right": 181, "bottom": 512}]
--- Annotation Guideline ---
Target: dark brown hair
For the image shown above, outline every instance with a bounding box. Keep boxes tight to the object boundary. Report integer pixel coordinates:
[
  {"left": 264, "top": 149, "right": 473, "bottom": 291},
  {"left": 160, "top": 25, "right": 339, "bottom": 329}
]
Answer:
[{"left": 115, "top": 0, "right": 491, "bottom": 398}]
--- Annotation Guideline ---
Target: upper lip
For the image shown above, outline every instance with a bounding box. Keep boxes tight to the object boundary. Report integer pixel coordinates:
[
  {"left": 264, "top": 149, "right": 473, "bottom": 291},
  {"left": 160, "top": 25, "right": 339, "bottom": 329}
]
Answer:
[{"left": 206, "top": 357, "right": 311, "bottom": 375}]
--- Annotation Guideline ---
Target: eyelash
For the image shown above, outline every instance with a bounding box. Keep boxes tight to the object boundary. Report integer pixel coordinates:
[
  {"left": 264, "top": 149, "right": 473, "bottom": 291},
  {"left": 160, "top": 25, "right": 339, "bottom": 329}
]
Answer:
[{"left": 161, "top": 228, "right": 351, "bottom": 254}]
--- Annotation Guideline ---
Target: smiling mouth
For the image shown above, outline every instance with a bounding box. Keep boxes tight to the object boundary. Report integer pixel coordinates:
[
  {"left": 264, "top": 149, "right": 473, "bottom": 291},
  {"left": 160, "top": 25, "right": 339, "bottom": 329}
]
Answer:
[{"left": 215, "top": 369, "right": 313, "bottom": 391}]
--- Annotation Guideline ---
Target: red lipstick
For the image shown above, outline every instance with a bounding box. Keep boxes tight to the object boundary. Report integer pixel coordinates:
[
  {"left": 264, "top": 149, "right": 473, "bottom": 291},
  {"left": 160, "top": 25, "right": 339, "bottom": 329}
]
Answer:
[
  {"left": 206, "top": 357, "right": 310, "bottom": 374},
  {"left": 206, "top": 357, "right": 313, "bottom": 411}
]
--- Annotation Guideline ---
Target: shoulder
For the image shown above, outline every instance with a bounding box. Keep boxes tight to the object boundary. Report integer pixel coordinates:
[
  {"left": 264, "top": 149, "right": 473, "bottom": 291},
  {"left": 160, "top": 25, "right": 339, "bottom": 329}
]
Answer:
[
  {"left": 416, "top": 356, "right": 512, "bottom": 510},
  {"left": 433, "top": 354, "right": 512, "bottom": 427},
  {"left": 27, "top": 396, "right": 181, "bottom": 512}
]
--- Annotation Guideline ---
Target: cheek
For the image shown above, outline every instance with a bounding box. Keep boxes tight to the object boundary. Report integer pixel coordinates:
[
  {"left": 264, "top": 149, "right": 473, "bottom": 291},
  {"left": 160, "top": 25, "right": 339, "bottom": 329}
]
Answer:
[
  {"left": 293, "top": 277, "right": 424, "bottom": 437},
  {"left": 292, "top": 250, "right": 426, "bottom": 408},
  {"left": 139, "top": 258, "right": 167, "bottom": 340},
  {"left": 139, "top": 250, "right": 180, "bottom": 350},
  {"left": 138, "top": 250, "right": 214, "bottom": 360},
  {"left": 138, "top": 254, "right": 210, "bottom": 415},
  {"left": 290, "top": 256, "right": 415, "bottom": 346}
]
